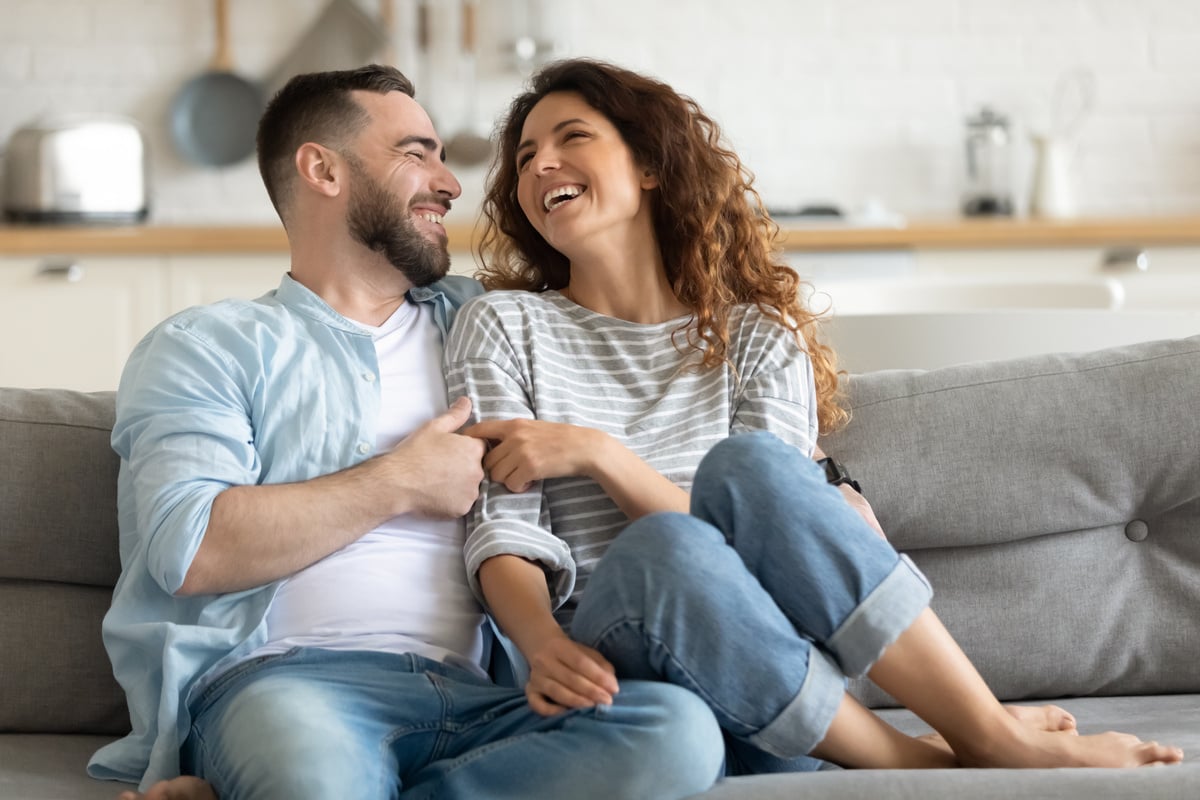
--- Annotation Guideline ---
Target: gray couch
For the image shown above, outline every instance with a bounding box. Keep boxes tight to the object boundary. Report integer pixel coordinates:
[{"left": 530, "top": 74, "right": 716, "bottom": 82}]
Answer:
[{"left": 3, "top": 335, "right": 1198, "bottom": 799}]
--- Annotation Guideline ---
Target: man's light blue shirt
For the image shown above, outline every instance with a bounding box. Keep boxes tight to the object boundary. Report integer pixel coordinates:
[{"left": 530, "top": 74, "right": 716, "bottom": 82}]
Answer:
[{"left": 88, "top": 273, "right": 484, "bottom": 790}]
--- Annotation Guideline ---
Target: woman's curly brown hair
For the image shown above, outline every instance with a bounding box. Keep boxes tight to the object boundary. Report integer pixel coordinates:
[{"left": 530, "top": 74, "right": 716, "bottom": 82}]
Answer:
[{"left": 477, "top": 58, "right": 847, "bottom": 434}]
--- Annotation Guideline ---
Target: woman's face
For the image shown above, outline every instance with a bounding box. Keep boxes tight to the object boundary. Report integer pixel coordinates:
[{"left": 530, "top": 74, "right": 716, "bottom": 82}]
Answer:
[{"left": 514, "top": 91, "right": 657, "bottom": 258}]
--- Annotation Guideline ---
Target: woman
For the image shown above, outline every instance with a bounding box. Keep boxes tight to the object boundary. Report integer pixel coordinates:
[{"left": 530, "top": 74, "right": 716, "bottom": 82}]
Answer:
[{"left": 443, "top": 58, "right": 1182, "bottom": 773}]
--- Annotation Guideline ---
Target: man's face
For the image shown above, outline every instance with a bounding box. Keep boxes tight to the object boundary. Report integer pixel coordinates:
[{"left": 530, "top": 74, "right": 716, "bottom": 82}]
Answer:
[{"left": 345, "top": 91, "right": 462, "bottom": 288}]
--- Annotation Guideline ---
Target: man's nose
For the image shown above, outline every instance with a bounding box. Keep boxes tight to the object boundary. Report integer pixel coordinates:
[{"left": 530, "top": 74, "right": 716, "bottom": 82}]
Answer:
[{"left": 433, "top": 159, "right": 462, "bottom": 199}]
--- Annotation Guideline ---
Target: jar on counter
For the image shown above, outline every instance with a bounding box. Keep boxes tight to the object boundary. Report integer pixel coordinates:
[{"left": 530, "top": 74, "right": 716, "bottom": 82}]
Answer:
[{"left": 962, "top": 106, "right": 1015, "bottom": 217}]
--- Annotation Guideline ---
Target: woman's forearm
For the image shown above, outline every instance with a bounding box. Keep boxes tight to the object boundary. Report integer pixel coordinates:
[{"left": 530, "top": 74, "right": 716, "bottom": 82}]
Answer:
[
  {"left": 587, "top": 432, "right": 690, "bottom": 520},
  {"left": 478, "top": 554, "right": 569, "bottom": 658}
]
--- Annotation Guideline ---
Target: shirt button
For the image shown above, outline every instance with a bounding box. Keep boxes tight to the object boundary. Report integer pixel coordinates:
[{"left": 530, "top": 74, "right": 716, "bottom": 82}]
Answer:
[
  {"left": 356, "top": 442, "right": 371, "bottom": 455},
  {"left": 362, "top": 371, "right": 376, "bottom": 383}
]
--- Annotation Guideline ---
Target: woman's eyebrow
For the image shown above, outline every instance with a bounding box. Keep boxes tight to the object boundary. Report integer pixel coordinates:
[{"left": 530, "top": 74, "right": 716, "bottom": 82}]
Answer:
[{"left": 516, "top": 118, "right": 589, "bottom": 154}]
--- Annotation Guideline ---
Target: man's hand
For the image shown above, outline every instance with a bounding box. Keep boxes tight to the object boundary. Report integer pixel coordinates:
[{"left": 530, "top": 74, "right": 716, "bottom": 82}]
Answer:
[
  {"left": 524, "top": 633, "right": 620, "bottom": 716},
  {"left": 465, "top": 419, "right": 604, "bottom": 493},
  {"left": 383, "top": 397, "right": 487, "bottom": 518}
]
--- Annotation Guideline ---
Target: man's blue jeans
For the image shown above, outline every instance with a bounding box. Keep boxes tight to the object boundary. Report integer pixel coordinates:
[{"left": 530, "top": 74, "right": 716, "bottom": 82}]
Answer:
[
  {"left": 183, "top": 648, "right": 723, "bottom": 799},
  {"left": 572, "top": 431, "right": 934, "bottom": 774}
]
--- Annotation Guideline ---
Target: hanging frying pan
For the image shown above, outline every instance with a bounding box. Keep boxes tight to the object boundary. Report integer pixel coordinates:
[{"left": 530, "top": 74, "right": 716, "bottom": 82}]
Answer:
[{"left": 169, "top": 0, "right": 263, "bottom": 167}]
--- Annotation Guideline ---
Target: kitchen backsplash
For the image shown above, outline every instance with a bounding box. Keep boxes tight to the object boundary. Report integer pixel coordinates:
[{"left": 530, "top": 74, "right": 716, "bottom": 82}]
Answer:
[{"left": 1, "top": 0, "right": 1198, "bottom": 224}]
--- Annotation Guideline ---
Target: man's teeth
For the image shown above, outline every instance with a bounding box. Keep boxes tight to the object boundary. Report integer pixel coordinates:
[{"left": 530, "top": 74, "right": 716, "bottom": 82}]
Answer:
[
  {"left": 543, "top": 185, "right": 584, "bottom": 211},
  {"left": 418, "top": 211, "right": 444, "bottom": 225}
]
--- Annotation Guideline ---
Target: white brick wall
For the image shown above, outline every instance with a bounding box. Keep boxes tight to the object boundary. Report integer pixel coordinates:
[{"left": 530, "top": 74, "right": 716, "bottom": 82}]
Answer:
[{"left": 0, "top": 0, "right": 1197, "bottom": 223}]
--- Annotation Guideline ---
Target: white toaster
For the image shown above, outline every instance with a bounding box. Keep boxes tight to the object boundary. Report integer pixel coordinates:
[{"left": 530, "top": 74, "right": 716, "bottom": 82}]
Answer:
[{"left": 2, "top": 114, "right": 149, "bottom": 224}]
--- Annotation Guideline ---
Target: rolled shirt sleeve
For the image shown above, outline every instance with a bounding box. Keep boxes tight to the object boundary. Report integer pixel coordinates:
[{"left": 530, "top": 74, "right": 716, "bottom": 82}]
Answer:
[
  {"left": 445, "top": 297, "right": 577, "bottom": 610},
  {"left": 113, "top": 318, "right": 261, "bottom": 595}
]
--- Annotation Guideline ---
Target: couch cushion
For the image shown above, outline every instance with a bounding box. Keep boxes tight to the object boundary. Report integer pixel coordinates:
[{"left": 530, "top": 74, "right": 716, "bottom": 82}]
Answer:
[
  {"left": 820, "top": 335, "right": 1200, "bottom": 704},
  {"left": 692, "top": 694, "right": 1200, "bottom": 799},
  {"left": 0, "top": 388, "right": 127, "bottom": 734},
  {"left": 0, "top": 735, "right": 130, "bottom": 799},
  {"left": 0, "top": 389, "right": 120, "bottom": 586}
]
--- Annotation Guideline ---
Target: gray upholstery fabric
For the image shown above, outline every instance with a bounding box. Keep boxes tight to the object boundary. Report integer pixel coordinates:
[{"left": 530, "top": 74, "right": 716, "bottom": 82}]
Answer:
[
  {"left": 0, "top": 735, "right": 131, "bottom": 799},
  {"left": 819, "top": 335, "right": 1200, "bottom": 708},
  {"left": 692, "top": 695, "right": 1200, "bottom": 799},
  {"left": 2, "top": 337, "right": 1199, "bottom": 798},
  {"left": 0, "top": 389, "right": 127, "bottom": 735}
]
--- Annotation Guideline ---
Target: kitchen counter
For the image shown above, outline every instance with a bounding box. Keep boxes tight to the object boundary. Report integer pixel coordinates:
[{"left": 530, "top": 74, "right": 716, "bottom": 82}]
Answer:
[{"left": 1, "top": 215, "right": 1198, "bottom": 255}]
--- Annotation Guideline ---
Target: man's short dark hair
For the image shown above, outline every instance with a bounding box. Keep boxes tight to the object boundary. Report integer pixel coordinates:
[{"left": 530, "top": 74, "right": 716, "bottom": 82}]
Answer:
[{"left": 256, "top": 64, "right": 415, "bottom": 223}]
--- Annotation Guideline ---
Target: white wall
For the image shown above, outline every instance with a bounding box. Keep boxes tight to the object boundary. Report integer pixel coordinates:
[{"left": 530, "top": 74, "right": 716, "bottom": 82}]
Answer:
[{"left": 2, "top": 0, "right": 1198, "bottom": 224}]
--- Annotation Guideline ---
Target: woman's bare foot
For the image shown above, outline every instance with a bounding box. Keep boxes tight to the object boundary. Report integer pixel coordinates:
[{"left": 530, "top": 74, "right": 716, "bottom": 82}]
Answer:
[
  {"left": 1005, "top": 703, "right": 1076, "bottom": 734},
  {"left": 918, "top": 704, "right": 1078, "bottom": 757},
  {"left": 116, "top": 776, "right": 217, "bottom": 800},
  {"left": 954, "top": 717, "right": 1183, "bottom": 769}
]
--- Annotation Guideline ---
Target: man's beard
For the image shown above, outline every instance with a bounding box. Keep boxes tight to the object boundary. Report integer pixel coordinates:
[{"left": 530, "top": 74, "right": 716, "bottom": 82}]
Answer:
[{"left": 345, "top": 156, "right": 450, "bottom": 288}]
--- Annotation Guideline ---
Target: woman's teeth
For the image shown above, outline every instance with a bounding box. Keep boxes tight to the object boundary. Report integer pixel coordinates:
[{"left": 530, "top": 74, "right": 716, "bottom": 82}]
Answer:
[{"left": 543, "top": 185, "right": 584, "bottom": 211}]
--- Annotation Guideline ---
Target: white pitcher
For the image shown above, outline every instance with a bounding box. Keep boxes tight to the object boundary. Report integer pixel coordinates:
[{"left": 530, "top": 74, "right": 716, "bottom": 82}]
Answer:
[{"left": 1030, "top": 134, "right": 1076, "bottom": 219}]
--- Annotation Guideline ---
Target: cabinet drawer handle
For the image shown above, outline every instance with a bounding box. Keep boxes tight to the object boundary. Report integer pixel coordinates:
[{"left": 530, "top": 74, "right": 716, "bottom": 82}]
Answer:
[
  {"left": 37, "top": 261, "right": 85, "bottom": 282},
  {"left": 1100, "top": 247, "right": 1149, "bottom": 273}
]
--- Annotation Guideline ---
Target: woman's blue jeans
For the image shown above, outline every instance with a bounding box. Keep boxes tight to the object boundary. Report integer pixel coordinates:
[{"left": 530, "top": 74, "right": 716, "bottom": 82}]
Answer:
[
  {"left": 571, "top": 431, "right": 933, "bottom": 774},
  {"left": 182, "top": 648, "right": 723, "bottom": 799}
]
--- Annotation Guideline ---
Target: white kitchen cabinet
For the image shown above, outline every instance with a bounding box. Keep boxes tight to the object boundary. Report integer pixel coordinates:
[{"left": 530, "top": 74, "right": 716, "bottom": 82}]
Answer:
[
  {"left": 0, "top": 255, "right": 166, "bottom": 391},
  {"left": 166, "top": 255, "right": 292, "bottom": 314}
]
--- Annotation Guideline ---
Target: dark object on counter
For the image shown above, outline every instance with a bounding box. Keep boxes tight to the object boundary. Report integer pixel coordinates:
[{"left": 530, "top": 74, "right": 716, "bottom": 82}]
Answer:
[
  {"left": 962, "top": 106, "right": 1014, "bottom": 217},
  {"left": 3, "top": 114, "right": 149, "bottom": 224},
  {"left": 765, "top": 204, "right": 845, "bottom": 219},
  {"left": 169, "top": 0, "right": 263, "bottom": 167}
]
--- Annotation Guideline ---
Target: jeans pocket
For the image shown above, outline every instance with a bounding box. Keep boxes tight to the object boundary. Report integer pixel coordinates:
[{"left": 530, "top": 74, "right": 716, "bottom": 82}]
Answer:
[{"left": 189, "top": 647, "right": 301, "bottom": 720}]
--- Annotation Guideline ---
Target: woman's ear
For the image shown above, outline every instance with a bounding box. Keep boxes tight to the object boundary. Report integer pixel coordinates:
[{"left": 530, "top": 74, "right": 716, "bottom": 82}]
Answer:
[
  {"left": 640, "top": 167, "right": 659, "bottom": 190},
  {"left": 295, "top": 143, "right": 342, "bottom": 199}
]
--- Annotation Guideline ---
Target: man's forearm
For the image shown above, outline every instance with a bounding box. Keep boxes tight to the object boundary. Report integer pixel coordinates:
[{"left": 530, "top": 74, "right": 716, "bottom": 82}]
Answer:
[{"left": 177, "top": 457, "right": 402, "bottom": 596}]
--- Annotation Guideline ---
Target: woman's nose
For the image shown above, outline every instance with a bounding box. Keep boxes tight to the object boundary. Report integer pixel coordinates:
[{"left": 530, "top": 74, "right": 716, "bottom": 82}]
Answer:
[{"left": 529, "top": 148, "right": 559, "bottom": 175}]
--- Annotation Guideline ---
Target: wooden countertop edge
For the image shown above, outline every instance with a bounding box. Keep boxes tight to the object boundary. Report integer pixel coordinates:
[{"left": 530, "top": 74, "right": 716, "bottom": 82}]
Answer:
[{"left": 1, "top": 216, "right": 1199, "bottom": 255}]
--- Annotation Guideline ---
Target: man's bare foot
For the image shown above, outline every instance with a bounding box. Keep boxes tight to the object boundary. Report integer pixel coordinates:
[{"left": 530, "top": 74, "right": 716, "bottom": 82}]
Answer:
[
  {"left": 954, "top": 717, "right": 1184, "bottom": 769},
  {"left": 116, "top": 775, "right": 217, "bottom": 800}
]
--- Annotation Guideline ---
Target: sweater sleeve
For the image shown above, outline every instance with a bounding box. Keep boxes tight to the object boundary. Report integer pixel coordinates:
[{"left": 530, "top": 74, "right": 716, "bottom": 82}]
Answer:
[
  {"left": 729, "top": 311, "right": 820, "bottom": 457},
  {"left": 444, "top": 296, "right": 576, "bottom": 611}
]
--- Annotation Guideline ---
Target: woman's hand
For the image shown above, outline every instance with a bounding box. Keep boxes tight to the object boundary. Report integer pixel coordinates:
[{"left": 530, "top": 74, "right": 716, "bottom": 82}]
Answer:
[
  {"left": 524, "top": 633, "right": 621, "bottom": 716},
  {"left": 466, "top": 419, "right": 606, "bottom": 492}
]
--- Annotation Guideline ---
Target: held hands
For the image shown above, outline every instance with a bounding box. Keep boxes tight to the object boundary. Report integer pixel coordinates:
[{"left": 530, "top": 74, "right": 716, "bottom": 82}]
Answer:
[
  {"left": 384, "top": 397, "right": 486, "bottom": 518},
  {"left": 465, "top": 419, "right": 605, "bottom": 493},
  {"left": 524, "top": 632, "right": 620, "bottom": 717}
]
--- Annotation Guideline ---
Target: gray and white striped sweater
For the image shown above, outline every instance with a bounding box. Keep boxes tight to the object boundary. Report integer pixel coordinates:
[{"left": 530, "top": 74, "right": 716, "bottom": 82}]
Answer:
[{"left": 444, "top": 290, "right": 818, "bottom": 629}]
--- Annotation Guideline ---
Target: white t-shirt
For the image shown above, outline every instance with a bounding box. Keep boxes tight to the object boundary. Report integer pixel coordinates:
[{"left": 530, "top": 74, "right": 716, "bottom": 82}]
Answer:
[{"left": 253, "top": 300, "right": 487, "bottom": 675}]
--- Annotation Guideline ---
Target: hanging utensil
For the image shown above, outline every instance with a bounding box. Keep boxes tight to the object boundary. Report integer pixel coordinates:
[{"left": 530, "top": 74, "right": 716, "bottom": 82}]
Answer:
[
  {"left": 262, "top": 0, "right": 388, "bottom": 99},
  {"left": 168, "top": 0, "right": 264, "bottom": 167},
  {"left": 445, "top": 0, "right": 493, "bottom": 166}
]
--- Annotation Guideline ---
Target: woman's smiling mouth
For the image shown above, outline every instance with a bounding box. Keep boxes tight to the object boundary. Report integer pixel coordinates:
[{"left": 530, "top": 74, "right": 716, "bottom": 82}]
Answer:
[{"left": 543, "top": 185, "right": 587, "bottom": 212}]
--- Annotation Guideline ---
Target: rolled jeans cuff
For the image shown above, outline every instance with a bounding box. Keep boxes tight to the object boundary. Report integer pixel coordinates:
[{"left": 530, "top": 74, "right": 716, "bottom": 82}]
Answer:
[
  {"left": 747, "top": 645, "right": 845, "bottom": 758},
  {"left": 827, "top": 553, "right": 933, "bottom": 677}
]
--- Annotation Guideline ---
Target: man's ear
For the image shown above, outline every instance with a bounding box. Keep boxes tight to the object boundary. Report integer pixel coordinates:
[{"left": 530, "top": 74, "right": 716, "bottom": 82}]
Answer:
[{"left": 295, "top": 143, "right": 342, "bottom": 198}]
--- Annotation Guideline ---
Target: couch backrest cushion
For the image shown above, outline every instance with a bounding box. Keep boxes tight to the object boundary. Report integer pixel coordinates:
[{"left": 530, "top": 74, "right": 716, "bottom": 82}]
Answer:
[
  {"left": 821, "top": 335, "right": 1200, "bottom": 706},
  {"left": 0, "top": 388, "right": 128, "bottom": 733}
]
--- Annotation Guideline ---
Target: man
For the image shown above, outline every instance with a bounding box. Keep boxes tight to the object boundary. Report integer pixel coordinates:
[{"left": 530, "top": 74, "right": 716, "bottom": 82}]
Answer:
[{"left": 89, "top": 65, "right": 723, "bottom": 800}]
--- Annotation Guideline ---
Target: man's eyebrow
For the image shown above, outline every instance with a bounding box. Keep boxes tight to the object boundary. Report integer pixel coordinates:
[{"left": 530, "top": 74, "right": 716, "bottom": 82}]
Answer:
[
  {"left": 515, "top": 118, "right": 589, "bottom": 154},
  {"left": 397, "top": 134, "right": 446, "bottom": 161}
]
